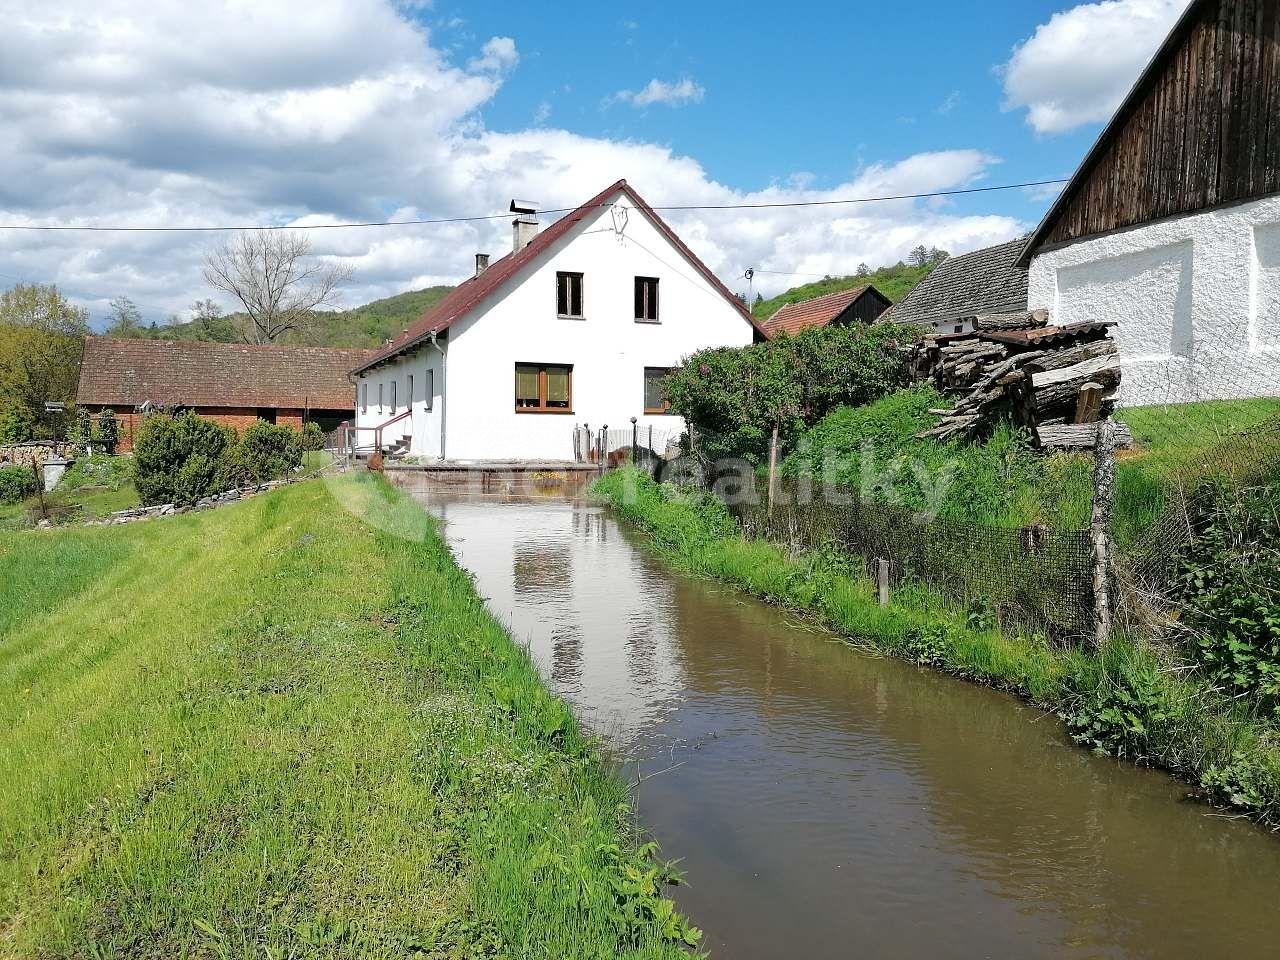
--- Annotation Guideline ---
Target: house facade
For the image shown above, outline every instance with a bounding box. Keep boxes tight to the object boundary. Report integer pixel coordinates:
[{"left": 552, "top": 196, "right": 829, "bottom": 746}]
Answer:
[
  {"left": 76, "top": 337, "right": 374, "bottom": 451},
  {"left": 758, "top": 285, "right": 890, "bottom": 339},
  {"left": 1020, "top": 0, "right": 1280, "bottom": 407},
  {"left": 352, "top": 180, "right": 761, "bottom": 461}
]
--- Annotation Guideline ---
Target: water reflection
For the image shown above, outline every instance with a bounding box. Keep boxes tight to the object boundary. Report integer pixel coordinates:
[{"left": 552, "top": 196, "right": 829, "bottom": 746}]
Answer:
[{"left": 403, "top": 481, "right": 1280, "bottom": 960}]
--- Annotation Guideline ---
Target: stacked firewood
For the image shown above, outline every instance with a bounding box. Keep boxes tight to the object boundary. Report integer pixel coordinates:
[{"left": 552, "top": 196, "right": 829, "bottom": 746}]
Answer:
[{"left": 910, "top": 310, "right": 1129, "bottom": 449}]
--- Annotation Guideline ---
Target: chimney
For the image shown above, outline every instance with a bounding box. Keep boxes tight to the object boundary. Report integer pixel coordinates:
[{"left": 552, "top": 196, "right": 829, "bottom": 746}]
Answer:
[
  {"left": 510, "top": 199, "right": 539, "bottom": 252},
  {"left": 474, "top": 253, "right": 490, "bottom": 277}
]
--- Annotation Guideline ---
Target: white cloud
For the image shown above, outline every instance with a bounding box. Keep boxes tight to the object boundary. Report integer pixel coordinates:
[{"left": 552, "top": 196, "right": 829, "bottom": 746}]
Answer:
[
  {"left": 1000, "top": 0, "right": 1188, "bottom": 134},
  {"left": 937, "top": 90, "right": 961, "bottom": 115},
  {"left": 467, "top": 36, "right": 518, "bottom": 74},
  {"left": 0, "top": 0, "right": 1024, "bottom": 327},
  {"left": 533, "top": 100, "right": 552, "bottom": 125},
  {"left": 610, "top": 77, "right": 705, "bottom": 109}
]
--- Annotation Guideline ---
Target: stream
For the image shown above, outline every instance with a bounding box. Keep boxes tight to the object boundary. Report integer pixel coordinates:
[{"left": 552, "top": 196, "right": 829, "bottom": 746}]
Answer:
[{"left": 402, "top": 483, "right": 1280, "bottom": 960}]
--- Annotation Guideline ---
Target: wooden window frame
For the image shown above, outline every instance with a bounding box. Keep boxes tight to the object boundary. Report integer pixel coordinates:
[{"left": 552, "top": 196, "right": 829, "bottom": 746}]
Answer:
[
  {"left": 514, "top": 362, "right": 574, "bottom": 414},
  {"left": 643, "top": 366, "right": 675, "bottom": 415},
  {"left": 634, "top": 276, "right": 659, "bottom": 323},
  {"left": 556, "top": 271, "right": 584, "bottom": 319}
]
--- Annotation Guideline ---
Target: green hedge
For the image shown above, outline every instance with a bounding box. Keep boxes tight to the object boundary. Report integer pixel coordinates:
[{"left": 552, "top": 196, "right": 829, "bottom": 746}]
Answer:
[{"left": 0, "top": 466, "right": 37, "bottom": 505}]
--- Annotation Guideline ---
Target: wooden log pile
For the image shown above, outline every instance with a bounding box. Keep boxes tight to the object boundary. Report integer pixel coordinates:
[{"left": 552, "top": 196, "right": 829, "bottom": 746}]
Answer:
[{"left": 910, "top": 310, "right": 1124, "bottom": 449}]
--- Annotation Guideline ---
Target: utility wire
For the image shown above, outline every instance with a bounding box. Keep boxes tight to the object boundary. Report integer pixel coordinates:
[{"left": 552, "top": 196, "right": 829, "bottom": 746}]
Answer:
[{"left": 0, "top": 177, "right": 1068, "bottom": 233}]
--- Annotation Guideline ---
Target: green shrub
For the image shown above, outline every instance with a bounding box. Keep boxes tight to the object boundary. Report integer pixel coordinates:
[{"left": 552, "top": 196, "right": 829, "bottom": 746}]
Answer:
[
  {"left": 0, "top": 408, "right": 35, "bottom": 443},
  {"left": 93, "top": 409, "right": 119, "bottom": 454},
  {"left": 300, "top": 420, "right": 326, "bottom": 452},
  {"left": 664, "top": 322, "right": 920, "bottom": 464},
  {"left": 235, "top": 420, "right": 303, "bottom": 485},
  {"left": 56, "top": 453, "right": 133, "bottom": 492},
  {"left": 133, "top": 412, "right": 236, "bottom": 506},
  {"left": 0, "top": 465, "right": 37, "bottom": 504},
  {"left": 66, "top": 409, "right": 93, "bottom": 451},
  {"left": 1172, "top": 478, "right": 1280, "bottom": 716}
]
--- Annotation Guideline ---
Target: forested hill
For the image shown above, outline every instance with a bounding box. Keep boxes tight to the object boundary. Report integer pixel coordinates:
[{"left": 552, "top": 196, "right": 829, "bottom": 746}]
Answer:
[
  {"left": 751, "top": 262, "right": 935, "bottom": 321},
  {"left": 131, "top": 286, "right": 455, "bottom": 348}
]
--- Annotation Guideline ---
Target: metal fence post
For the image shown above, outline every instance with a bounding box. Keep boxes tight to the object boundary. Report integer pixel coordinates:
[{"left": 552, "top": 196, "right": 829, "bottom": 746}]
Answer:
[{"left": 631, "top": 416, "right": 638, "bottom": 466}]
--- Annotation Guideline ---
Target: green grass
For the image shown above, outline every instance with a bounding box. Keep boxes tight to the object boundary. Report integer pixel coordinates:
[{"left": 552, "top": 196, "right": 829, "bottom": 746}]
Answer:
[
  {"left": 0, "top": 475, "right": 695, "bottom": 957},
  {"left": 594, "top": 468, "right": 1280, "bottom": 824},
  {"left": 0, "top": 455, "right": 140, "bottom": 530}
]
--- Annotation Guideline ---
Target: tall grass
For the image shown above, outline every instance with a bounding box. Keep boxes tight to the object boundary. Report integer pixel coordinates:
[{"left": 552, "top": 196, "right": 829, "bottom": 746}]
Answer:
[
  {"left": 0, "top": 475, "right": 694, "bottom": 958},
  {"left": 594, "top": 468, "right": 1280, "bottom": 825}
]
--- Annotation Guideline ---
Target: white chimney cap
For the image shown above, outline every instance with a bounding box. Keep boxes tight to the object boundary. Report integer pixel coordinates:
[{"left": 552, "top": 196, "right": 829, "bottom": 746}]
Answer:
[{"left": 509, "top": 199, "right": 538, "bottom": 215}]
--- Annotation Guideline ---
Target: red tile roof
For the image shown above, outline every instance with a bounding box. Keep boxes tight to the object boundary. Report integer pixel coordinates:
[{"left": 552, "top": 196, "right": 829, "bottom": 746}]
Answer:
[
  {"left": 760, "top": 286, "right": 875, "bottom": 339},
  {"left": 354, "top": 179, "right": 765, "bottom": 373},
  {"left": 77, "top": 337, "right": 375, "bottom": 410}
]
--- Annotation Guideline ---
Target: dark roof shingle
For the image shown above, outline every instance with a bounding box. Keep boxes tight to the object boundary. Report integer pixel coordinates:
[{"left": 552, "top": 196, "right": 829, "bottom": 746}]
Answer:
[
  {"left": 881, "top": 237, "right": 1029, "bottom": 328},
  {"left": 761, "top": 286, "right": 872, "bottom": 339},
  {"left": 77, "top": 337, "right": 375, "bottom": 409},
  {"left": 355, "top": 179, "right": 764, "bottom": 373}
]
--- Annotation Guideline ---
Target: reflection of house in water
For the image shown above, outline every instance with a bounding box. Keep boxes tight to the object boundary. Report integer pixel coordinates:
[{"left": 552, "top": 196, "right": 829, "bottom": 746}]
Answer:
[{"left": 420, "top": 493, "right": 688, "bottom": 745}]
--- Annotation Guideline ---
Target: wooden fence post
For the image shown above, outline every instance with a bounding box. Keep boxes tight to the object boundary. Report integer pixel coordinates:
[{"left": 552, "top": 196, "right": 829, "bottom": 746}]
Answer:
[
  {"left": 767, "top": 423, "right": 780, "bottom": 515},
  {"left": 1090, "top": 419, "right": 1118, "bottom": 648},
  {"left": 877, "top": 558, "right": 890, "bottom": 607}
]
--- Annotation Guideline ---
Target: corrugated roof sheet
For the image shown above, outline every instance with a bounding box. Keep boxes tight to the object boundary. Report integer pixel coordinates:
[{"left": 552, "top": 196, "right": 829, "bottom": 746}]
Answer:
[
  {"left": 979, "top": 321, "right": 1113, "bottom": 347},
  {"left": 77, "top": 337, "right": 375, "bottom": 409},
  {"left": 881, "top": 236, "right": 1030, "bottom": 328},
  {"left": 760, "top": 286, "right": 872, "bottom": 339}
]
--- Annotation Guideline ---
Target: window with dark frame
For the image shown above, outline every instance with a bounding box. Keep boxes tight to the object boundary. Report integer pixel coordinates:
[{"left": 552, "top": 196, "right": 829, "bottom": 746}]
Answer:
[
  {"left": 515, "top": 363, "right": 573, "bottom": 413},
  {"left": 407, "top": 374, "right": 414, "bottom": 409},
  {"left": 390, "top": 379, "right": 397, "bottom": 411},
  {"left": 634, "top": 276, "right": 659, "bottom": 322},
  {"left": 378, "top": 382, "right": 384, "bottom": 414},
  {"left": 361, "top": 383, "right": 367, "bottom": 413},
  {"left": 556, "top": 271, "right": 584, "bottom": 318},
  {"left": 425, "top": 369, "right": 434, "bottom": 411},
  {"left": 643, "top": 367, "right": 674, "bottom": 414}
]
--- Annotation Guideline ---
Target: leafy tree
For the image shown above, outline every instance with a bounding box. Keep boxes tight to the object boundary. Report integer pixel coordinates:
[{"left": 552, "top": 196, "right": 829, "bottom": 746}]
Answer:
[
  {"left": 0, "top": 283, "right": 89, "bottom": 440},
  {"left": 105, "top": 296, "right": 144, "bottom": 337},
  {"left": 663, "top": 322, "right": 920, "bottom": 464},
  {"left": 908, "top": 244, "right": 931, "bottom": 267}
]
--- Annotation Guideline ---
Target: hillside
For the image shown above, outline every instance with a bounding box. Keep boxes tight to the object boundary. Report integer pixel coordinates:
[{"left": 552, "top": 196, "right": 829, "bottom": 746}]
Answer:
[
  {"left": 133, "top": 285, "right": 455, "bottom": 348},
  {"left": 752, "top": 262, "right": 934, "bottom": 321}
]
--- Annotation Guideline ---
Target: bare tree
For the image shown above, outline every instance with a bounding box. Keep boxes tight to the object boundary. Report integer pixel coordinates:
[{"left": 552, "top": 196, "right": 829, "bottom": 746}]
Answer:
[{"left": 202, "top": 231, "right": 352, "bottom": 343}]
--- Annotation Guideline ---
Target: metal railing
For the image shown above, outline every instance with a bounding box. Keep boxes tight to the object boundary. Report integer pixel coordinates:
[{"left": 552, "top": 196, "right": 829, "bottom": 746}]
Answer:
[
  {"left": 335, "top": 409, "right": 413, "bottom": 457},
  {"left": 574, "top": 419, "right": 680, "bottom": 470}
]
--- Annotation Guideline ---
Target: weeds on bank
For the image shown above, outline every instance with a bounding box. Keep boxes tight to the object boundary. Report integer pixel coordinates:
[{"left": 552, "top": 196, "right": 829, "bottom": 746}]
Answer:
[{"left": 593, "top": 467, "right": 1280, "bottom": 825}]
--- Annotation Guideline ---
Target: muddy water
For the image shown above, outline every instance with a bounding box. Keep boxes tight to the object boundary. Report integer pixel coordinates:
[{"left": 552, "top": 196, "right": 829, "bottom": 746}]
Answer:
[{"left": 407, "top": 485, "right": 1280, "bottom": 960}]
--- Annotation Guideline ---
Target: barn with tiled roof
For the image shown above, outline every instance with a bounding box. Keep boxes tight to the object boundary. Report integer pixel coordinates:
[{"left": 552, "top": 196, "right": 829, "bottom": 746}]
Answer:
[{"left": 759, "top": 285, "right": 890, "bottom": 339}]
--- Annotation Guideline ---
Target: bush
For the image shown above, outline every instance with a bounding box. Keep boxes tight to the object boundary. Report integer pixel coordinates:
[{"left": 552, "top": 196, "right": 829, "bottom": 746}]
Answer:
[
  {"left": 93, "top": 410, "right": 119, "bottom": 454},
  {"left": 66, "top": 409, "right": 93, "bottom": 452},
  {"left": 0, "top": 465, "right": 37, "bottom": 504},
  {"left": 133, "top": 412, "right": 236, "bottom": 506},
  {"left": 300, "top": 420, "right": 326, "bottom": 452},
  {"left": 236, "top": 420, "right": 303, "bottom": 484},
  {"left": 664, "top": 322, "right": 920, "bottom": 464},
  {"left": 56, "top": 454, "right": 133, "bottom": 492}
]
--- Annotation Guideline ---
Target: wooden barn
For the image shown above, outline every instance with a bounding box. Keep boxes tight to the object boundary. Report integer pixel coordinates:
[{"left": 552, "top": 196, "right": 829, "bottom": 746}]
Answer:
[
  {"left": 1021, "top": 0, "right": 1280, "bottom": 407},
  {"left": 757, "top": 285, "right": 891, "bottom": 339}
]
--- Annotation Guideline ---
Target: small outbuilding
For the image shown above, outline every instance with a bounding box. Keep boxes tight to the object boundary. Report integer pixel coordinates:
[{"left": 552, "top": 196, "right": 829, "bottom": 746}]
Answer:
[
  {"left": 76, "top": 337, "right": 376, "bottom": 451},
  {"left": 880, "top": 237, "right": 1030, "bottom": 335},
  {"left": 758, "top": 285, "right": 891, "bottom": 339}
]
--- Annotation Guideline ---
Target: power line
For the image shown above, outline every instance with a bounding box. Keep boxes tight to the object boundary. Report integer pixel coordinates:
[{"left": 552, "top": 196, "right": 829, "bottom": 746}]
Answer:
[{"left": 0, "top": 177, "right": 1069, "bottom": 233}]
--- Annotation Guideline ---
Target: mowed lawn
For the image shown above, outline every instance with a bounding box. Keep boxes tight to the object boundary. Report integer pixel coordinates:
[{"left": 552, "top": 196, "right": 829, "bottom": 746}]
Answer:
[{"left": 0, "top": 476, "right": 692, "bottom": 958}]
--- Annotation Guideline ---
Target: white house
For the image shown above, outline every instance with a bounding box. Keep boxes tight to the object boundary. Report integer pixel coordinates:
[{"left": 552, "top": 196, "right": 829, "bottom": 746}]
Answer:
[
  {"left": 1020, "top": 0, "right": 1280, "bottom": 408},
  {"left": 351, "top": 180, "right": 761, "bottom": 461}
]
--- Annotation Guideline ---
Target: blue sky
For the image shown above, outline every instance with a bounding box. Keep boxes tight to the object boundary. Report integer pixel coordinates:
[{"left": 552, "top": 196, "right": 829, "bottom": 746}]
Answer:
[{"left": 0, "top": 0, "right": 1189, "bottom": 326}]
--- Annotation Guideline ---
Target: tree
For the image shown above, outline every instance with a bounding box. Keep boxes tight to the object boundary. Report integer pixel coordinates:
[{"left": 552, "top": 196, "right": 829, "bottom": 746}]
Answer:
[
  {"left": 106, "top": 296, "right": 144, "bottom": 337},
  {"left": 927, "top": 246, "right": 950, "bottom": 266},
  {"left": 909, "top": 245, "right": 931, "bottom": 267},
  {"left": 855, "top": 263, "right": 870, "bottom": 276},
  {"left": 0, "top": 283, "right": 89, "bottom": 440},
  {"left": 203, "top": 232, "right": 352, "bottom": 343},
  {"left": 191, "top": 298, "right": 223, "bottom": 324}
]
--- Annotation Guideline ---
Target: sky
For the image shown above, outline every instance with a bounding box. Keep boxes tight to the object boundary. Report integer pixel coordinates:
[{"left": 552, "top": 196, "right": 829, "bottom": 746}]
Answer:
[{"left": 0, "top": 0, "right": 1191, "bottom": 330}]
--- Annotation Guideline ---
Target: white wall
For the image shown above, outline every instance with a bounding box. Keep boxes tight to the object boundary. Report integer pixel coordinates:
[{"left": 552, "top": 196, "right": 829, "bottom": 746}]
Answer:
[
  {"left": 360, "top": 189, "right": 755, "bottom": 461},
  {"left": 353, "top": 346, "right": 443, "bottom": 456},
  {"left": 1028, "top": 194, "right": 1280, "bottom": 407}
]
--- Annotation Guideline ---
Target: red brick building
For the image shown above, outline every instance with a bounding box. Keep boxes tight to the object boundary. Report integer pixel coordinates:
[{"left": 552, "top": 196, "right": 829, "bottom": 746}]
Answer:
[{"left": 76, "top": 337, "right": 376, "bottom": 451}]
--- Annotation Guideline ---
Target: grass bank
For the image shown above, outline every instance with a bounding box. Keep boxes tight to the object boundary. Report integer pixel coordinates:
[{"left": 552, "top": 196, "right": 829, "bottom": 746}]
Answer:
[
  {"left": 0, "top": 474, "right": 697, "bottom": 957},
  {"left": 594, "top": 467, "right": 1280, "bottom": 827}
]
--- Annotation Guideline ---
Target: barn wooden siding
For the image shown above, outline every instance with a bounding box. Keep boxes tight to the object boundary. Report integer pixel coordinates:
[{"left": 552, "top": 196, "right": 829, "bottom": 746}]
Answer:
[
  {"left": 1039, "top": 0, "right": 1280, "bottom": 250},
  {"left": 847, "top": 288, "right": 892, "bottom": 325}
]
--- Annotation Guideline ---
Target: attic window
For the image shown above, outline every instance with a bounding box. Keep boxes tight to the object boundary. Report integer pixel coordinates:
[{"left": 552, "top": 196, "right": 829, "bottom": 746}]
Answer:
[
  {"left": 557, "top": 271, "right": 584, "bottom": 318},
  {"left": 635, "top": 277, "right": 659, "bottom": 322}
]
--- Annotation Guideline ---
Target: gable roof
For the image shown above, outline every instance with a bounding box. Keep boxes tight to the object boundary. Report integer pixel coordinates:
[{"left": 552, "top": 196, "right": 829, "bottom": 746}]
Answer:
[
  {"left": 77, "top": 336, "right": 374, "bottom": 410},
  {"left": 759, "top": 285, "right": 886, "bottom": 339},
  {"left": 354, "top": 179, "right": 765, "bottom": 373},
  {"left": 1017, "top": 0, "right": 1270, "bottom": 264},
  {"left": 882, "top": 237, "right": 1029, "bottom": 327}
]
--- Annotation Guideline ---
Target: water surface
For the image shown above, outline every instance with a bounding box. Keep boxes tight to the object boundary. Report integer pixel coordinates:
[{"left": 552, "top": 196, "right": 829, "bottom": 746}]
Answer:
[{"left": 405, "top": 483, "right": 1280, "bottom": 960}]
